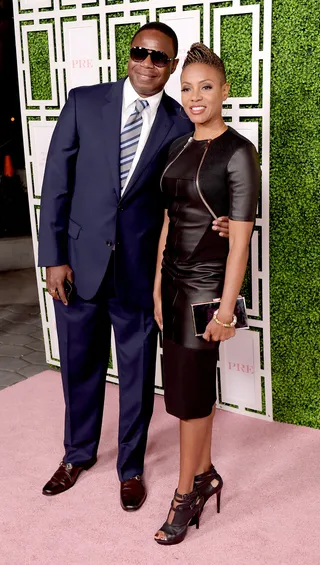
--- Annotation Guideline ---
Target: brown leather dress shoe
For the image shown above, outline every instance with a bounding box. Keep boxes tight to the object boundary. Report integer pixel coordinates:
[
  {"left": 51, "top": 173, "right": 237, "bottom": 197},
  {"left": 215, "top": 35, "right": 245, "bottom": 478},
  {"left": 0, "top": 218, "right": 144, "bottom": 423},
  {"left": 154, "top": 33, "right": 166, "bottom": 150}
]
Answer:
[
  {"left": 42, "top": 458, "right": 97, "bottom": 496},
  {"left": 120, "top": 475, "right": 147, "bottom": 511}
]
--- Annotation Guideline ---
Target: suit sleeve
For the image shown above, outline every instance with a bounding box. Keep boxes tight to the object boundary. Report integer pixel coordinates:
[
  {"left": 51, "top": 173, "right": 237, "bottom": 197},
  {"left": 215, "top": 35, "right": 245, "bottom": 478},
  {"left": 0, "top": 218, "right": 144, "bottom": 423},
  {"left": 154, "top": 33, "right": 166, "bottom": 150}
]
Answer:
[
  {"left": 227, "top": 143, "right": 261, "bottom": 222},
  {"left": 38, "top": 89, "right": 79, "bottom": 267}
]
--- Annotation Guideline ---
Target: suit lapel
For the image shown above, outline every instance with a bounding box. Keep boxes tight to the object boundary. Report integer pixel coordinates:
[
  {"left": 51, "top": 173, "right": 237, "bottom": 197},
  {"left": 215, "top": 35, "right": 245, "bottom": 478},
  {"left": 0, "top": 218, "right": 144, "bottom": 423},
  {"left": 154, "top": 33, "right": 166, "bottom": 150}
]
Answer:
[
  {"left": 121, "top": 94, "right": 174, "bottom": 202},
  {"left": 101, "top": 78, "right": 126, "bottom": 199}
]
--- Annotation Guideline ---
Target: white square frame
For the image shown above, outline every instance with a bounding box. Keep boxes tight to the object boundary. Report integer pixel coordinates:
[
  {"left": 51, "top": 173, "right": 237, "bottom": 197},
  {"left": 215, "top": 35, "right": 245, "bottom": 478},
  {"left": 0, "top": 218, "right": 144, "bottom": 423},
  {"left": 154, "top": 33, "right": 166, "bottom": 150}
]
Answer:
[
  {"left": 22, "top": 24, "right": 58, "bottom": 107},
  {"left": 108, "top": 16, "right": 147, "bottom": 83},
  {"left": 214, "top": 4, "right": 260, "bottom": 105}
]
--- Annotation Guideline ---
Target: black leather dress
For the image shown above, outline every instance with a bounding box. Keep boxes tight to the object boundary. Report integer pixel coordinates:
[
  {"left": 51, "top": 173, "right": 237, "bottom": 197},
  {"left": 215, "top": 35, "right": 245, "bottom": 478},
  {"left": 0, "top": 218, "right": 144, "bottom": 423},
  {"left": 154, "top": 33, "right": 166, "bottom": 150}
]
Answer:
[{"left": 161, "top": 127, "right": 260, "bottom": 420}]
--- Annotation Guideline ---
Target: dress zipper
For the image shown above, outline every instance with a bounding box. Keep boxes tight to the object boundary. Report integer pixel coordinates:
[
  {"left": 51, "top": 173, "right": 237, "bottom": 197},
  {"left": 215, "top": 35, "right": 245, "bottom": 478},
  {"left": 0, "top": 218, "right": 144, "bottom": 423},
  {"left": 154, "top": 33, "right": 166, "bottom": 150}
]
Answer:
[
  {"left": 195, "top": 140, "right": 218, "bottom": 221},
  {"left": 160, "top": 137, "right": 193, "bottom": 192},
  {"left": 161, "top": 137, "right": 219, "bottom": 221}
]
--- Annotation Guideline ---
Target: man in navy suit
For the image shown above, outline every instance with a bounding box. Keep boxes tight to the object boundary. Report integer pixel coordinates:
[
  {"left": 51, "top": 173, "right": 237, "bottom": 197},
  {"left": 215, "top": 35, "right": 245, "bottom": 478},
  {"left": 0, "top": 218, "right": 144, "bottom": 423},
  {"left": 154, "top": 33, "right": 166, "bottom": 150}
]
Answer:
[{"left": 38, "top": 22, "right": 228, "bottom": 510}]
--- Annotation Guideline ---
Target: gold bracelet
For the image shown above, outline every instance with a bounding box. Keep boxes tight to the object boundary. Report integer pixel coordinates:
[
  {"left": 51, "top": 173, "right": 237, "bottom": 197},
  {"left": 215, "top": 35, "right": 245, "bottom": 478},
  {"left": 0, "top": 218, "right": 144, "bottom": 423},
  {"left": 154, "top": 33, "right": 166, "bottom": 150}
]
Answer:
[{"left": 213, "top": 310, "right": 237, "bottom": 328}]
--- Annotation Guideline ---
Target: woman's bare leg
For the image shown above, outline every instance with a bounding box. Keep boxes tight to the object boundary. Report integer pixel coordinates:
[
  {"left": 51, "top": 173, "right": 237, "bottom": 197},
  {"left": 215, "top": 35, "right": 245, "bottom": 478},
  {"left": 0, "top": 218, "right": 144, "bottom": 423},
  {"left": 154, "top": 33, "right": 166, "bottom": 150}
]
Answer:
[
  {"left": 177, "top": 415, "right": 211, "bottom": 493},
  {"left": 195, "top": 404, "right": 216, "bottom": 475},
  {"left": 155, "top": 413, "right": 211, "bottom": 540}
]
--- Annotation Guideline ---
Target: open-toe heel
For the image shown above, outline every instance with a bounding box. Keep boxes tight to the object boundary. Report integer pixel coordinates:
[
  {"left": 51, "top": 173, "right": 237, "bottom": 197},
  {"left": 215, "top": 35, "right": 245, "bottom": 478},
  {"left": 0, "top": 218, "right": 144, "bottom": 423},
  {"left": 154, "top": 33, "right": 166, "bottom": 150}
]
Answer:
[
  {"left": 154, "top": 489, "right": 204, "bottom": 546},
  {"left": 189, "top": 464, "right": 223, "bottom": 525}
]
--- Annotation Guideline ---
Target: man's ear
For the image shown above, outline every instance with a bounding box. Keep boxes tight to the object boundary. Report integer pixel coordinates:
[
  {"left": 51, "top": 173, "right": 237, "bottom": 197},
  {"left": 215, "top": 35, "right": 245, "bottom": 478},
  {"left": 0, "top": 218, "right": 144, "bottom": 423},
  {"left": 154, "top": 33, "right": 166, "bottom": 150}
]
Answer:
[{"left": 171, "top": 59, "right": 179, "bottom": 75}]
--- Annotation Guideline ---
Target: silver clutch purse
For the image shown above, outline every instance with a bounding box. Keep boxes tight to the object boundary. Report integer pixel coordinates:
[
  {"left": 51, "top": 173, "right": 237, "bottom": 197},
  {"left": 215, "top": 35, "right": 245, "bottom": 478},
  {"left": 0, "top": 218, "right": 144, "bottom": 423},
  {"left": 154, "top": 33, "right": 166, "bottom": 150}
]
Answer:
[{"left": 190, "top": 296, "right": 249, "bottom": 337}]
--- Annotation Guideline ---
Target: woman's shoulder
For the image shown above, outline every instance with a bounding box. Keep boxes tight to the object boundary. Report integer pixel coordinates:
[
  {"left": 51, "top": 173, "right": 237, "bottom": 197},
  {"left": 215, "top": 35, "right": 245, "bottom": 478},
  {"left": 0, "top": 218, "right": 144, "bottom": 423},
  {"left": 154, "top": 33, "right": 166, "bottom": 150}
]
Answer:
[
  {"left": 225, "top": 126, "right": 258, "bottom": 156},
  {"left": 225, "top": 128, "right": 261, "bottom": 185}
]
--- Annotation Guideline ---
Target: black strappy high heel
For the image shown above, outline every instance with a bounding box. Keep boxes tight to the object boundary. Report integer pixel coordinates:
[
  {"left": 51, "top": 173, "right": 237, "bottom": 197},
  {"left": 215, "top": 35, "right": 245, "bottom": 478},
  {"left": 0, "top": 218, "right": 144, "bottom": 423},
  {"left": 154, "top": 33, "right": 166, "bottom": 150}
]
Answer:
[
  {"left": 154, "top": 489, "right": 204, "bottom": 546},
  {"left": 189, "top": 464, "right": 223, "bottom": 525}
]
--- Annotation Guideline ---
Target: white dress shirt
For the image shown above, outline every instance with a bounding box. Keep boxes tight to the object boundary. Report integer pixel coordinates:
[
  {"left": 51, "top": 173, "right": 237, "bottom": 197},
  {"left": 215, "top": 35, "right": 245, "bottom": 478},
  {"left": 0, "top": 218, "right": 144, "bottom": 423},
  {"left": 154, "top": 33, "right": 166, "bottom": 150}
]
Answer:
[{"left": 120, "top": 78, "right": 163, "bottom": 196}]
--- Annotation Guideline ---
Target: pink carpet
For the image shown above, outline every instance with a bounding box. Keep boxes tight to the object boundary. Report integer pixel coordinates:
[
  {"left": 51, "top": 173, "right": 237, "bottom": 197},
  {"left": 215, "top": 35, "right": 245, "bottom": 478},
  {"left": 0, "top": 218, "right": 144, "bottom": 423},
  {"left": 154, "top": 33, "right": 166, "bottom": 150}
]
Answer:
[{"left": 1, "top": 371, "right": 319, "bottom": 565}]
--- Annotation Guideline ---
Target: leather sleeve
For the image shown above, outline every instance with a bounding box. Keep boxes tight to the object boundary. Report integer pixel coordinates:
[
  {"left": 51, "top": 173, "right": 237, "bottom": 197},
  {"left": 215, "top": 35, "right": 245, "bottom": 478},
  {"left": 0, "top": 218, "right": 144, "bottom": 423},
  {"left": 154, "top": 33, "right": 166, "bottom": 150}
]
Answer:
[{"left": 227, "top": 143, "right": 261, "bottom": 222}]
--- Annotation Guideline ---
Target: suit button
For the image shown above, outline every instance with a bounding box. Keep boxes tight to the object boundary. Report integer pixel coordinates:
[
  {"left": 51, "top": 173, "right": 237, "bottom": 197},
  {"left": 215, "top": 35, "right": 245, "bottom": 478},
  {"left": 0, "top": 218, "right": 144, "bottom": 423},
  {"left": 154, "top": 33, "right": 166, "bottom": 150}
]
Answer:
[
  {"left": 118, "top": 206, "right": 124, "bottom": 211},
  {"left": 106, "top": 241, "right": 113, "bottom": 246}
]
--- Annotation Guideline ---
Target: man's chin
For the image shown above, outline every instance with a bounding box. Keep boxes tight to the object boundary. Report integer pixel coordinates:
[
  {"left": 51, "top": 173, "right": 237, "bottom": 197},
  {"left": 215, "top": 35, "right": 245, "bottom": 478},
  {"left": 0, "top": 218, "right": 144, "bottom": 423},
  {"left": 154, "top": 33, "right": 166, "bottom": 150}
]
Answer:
[{"left": 130, "top": 77, "right": 162, "bottom": 97}]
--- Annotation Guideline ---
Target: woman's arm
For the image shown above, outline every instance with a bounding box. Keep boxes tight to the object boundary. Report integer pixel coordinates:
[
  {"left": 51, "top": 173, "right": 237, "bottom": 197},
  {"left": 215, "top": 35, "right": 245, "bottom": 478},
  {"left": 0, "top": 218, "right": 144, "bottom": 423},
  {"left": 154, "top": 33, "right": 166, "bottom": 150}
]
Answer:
[
  {"left": 218, "top": 220, "right": 253, "bottom": 320},
  {"left": 203, "top": 142, "right": 260, "bottom": 342},
  {"left": 153, "top": 210, "right": 170, "bottom": 330},
  {"left": 203, "top": 220, "right": 253, "bottom": 342}
]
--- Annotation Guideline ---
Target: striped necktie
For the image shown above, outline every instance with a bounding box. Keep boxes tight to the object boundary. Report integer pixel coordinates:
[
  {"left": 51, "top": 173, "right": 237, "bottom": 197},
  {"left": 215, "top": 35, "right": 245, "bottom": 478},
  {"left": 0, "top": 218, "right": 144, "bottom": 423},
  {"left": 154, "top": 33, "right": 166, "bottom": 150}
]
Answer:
[{"left": 120, "top": 99, "right": 148, "bottom": 190}]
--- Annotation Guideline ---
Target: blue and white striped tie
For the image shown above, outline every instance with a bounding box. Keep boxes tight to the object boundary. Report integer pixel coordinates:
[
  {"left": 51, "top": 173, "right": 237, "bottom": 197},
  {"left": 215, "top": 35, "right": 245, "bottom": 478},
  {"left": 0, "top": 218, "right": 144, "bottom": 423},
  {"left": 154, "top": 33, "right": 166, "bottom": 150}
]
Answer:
[{"left": 120, "top": 99, "right": 148, "bottom": 189}]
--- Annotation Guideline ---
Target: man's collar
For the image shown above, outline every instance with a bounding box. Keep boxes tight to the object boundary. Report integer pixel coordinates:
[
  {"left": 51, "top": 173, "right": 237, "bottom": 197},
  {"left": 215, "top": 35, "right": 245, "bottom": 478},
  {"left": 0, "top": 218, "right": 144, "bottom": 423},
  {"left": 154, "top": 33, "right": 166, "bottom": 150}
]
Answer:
[{"left": 123, "top": 77, "right": 163, "bottom": 111}]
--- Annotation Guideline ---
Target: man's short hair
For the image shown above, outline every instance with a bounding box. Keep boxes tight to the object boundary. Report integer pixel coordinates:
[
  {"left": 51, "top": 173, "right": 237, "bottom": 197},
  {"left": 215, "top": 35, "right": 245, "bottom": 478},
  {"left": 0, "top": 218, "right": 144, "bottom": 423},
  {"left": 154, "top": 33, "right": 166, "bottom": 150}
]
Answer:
[{"left": 131, "top": 22, "right": 179, "bottom": 58}]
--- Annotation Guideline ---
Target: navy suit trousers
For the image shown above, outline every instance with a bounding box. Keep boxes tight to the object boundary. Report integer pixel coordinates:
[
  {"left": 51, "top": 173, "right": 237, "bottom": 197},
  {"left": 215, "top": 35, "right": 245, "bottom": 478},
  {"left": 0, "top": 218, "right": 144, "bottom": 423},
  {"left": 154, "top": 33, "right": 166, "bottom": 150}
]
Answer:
[{"left": 54, "top": 254, "right": 158, "bottom": 481}]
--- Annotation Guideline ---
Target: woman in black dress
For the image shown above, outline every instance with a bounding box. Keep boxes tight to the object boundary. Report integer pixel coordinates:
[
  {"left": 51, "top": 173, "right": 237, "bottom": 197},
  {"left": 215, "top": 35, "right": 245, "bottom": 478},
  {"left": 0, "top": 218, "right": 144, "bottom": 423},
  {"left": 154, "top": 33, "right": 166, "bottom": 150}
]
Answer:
[{"left": 153, "top": 44, "right": 260, "bottom": 545}]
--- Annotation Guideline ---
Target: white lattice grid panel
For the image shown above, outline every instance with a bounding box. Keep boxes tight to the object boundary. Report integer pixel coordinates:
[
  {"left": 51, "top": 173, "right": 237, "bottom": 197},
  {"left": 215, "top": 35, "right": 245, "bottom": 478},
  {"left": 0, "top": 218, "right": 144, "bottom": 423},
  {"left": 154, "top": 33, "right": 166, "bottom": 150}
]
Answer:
[{"left": 13, "top": 0, "right": 272, "bottom": 420}]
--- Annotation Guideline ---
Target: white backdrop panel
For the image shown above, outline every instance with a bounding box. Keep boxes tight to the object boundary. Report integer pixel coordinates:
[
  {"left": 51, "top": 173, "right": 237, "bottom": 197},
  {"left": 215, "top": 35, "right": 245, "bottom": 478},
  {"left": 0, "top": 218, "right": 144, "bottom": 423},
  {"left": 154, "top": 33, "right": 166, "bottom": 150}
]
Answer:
[
  {"left": 20, "top": 0, "right": 51, "bottom": 9},
  {"left": 159, "top": 11, "right": 201, "bottom": 104},
  {"left": 44, "top": 291, "right": 60, "bottom": 361},
  {"left": 13, "top": 0, "right": 272, "bottom": 421},
  {"left": 219, "top": 330, "right": 262, "bottom": 411},
  {"left": 64, "top": 21, "right": 100, "bottom": 91},
  {"left": 29, "top": 122, "right": 55, "bottom": 197}
]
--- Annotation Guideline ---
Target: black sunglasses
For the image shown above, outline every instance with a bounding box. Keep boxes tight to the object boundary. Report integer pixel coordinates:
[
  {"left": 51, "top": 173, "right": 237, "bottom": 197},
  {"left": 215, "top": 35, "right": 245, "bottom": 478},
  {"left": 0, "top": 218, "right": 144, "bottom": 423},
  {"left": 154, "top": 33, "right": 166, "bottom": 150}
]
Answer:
[{"left": 130, "top": 46, "right": 175, "bottom": 68}]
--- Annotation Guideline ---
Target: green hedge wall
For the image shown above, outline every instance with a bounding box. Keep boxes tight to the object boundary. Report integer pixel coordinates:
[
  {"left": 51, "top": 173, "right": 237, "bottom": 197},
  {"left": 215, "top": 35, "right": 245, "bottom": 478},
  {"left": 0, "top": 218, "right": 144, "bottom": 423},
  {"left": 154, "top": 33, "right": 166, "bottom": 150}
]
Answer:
[
  {"left": 28, "top": 30, "right": 52, "bottom": 100},
  {"left": 25, "top": 1, "right": 320, "bottom": 427},
  {"left": 270, "top": 0, "right": 320, "bottom": 428}
]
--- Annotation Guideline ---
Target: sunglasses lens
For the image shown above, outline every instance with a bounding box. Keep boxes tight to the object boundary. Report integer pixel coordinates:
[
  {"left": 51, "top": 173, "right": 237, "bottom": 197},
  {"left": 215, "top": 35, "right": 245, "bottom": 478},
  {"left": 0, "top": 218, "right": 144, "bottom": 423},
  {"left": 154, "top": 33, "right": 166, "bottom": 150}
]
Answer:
[
  {"left": 130, "top": 47, "right": 148, "bottom": 62},
  {"left": 130, "top": 47, "right": 171, "bottom": 68},
  {"left": 151, "top": 51, "right": 169, "bottom": 68}
]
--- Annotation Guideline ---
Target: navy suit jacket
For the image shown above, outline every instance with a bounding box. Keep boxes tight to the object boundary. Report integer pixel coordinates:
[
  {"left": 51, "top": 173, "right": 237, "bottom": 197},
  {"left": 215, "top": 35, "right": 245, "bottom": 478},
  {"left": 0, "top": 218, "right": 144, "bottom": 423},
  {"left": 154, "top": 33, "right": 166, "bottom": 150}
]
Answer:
[{"left": 38, "top": 78, "right": 193, "bottom": 308}]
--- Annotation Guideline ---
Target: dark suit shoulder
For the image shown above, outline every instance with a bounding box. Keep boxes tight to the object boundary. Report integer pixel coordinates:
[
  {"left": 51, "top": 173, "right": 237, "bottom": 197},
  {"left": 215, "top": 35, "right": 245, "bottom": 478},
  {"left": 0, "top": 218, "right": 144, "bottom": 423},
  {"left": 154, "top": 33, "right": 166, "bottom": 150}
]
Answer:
[
  {"left": 161, "top": 93, "right": 193, "bottom": 135},
  {"left": 71, "top": 79, "right": 124, "bottom": 102},
  {"left": 71, "top": 82, "right": 110, "bottom": 97},
  {"left": 161, "top": 92, "right": 183, "bottom": 115}
]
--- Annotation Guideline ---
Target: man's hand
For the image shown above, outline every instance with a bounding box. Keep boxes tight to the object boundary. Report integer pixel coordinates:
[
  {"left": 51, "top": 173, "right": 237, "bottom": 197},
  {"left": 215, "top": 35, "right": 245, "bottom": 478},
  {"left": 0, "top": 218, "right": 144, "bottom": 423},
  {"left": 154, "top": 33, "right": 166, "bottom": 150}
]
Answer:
[
  {"left": 46, "top": 265, "right": 73, "bottom": 306},
  {"left": 212, "top": 216, "right": 229, "bottom": 238}
]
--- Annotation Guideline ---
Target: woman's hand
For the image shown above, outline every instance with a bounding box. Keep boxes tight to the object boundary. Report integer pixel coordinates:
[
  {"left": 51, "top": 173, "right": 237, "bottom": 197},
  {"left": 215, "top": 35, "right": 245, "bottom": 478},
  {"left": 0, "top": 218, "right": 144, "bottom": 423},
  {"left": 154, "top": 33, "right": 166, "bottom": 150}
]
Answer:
[
  {"left": 153, "top": 291, "right": 163, "bottom": 331},
  {"left": 202, "top": 319, "right": 235, "bottom": 342},
  {"left": 153, "top": 210, "right": 169, "bottom": 332}
]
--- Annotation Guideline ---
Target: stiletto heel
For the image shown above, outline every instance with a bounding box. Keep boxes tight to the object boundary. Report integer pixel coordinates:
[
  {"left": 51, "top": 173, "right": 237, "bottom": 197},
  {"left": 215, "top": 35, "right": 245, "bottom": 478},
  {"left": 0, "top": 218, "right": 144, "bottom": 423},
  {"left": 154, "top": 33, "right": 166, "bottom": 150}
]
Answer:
[
  {"left": 154, "top": 489, "right": 204, "bottom": 546},
  {"left": 216, "top": 489, "right": 221, "bottom": 513},
  {"left": 189, "top": 464, "right": 223, "bottom": 525},
  {"left": 195, "top": 511, "right": 200, "bottom": 529}
]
